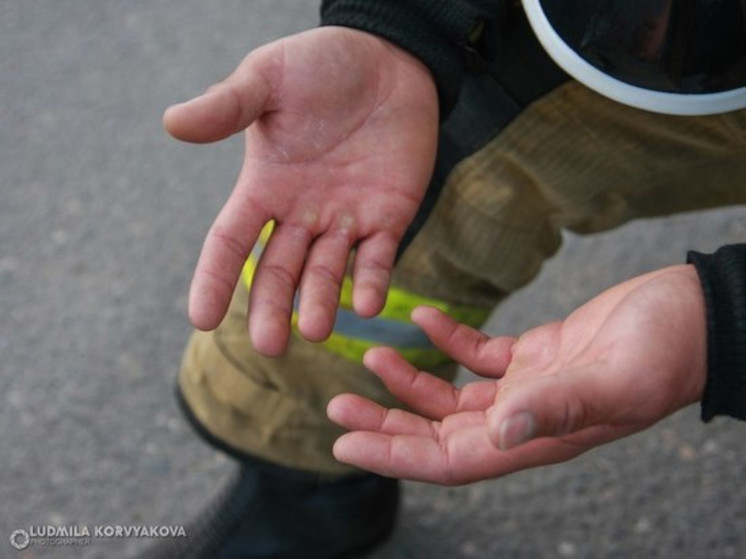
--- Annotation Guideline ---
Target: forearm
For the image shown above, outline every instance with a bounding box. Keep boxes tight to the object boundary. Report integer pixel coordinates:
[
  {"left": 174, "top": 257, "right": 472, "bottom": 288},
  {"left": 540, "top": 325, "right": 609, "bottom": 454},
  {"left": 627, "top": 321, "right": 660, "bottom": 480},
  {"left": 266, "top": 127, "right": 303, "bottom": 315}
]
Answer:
[
  {"left": 688, "top": 244, "right": 746, "bottom": 421},
  {"left": 319, "top": 0, "right": 502, "bottom": 118}
]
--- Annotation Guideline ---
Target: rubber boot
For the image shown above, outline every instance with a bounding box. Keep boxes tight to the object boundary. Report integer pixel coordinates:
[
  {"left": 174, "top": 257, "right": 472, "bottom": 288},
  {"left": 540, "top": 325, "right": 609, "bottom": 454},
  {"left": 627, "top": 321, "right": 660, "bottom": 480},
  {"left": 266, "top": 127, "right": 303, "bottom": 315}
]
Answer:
[{"left": 141, "top": 453, "right": 399, "bottom": 559}]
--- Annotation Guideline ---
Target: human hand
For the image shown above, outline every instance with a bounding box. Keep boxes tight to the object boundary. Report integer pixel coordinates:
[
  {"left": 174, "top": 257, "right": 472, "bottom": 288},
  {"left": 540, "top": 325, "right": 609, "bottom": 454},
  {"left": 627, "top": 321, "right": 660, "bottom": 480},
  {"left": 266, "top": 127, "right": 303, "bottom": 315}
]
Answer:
[
  {"left": 164, "top": 27, "right": 439, "bottom": 355},
  {"left": 327, "top": 265, "right": 707, "bottom": 485}
]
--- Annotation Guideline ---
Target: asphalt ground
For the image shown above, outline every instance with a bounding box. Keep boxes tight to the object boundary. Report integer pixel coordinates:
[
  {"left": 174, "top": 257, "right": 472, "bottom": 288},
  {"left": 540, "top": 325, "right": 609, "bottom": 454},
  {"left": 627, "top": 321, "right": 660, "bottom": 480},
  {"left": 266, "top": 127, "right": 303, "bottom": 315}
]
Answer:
[{"left": 2, "top": 1, "right": 746, "bottom": 558}]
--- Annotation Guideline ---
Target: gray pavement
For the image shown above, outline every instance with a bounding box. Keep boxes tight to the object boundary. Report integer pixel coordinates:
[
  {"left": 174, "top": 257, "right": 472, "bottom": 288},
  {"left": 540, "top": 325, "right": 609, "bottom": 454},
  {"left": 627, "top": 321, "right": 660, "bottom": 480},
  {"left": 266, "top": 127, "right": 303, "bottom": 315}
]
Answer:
[{"left": 2, "top": 1, "right": 746, "bottom": 558}]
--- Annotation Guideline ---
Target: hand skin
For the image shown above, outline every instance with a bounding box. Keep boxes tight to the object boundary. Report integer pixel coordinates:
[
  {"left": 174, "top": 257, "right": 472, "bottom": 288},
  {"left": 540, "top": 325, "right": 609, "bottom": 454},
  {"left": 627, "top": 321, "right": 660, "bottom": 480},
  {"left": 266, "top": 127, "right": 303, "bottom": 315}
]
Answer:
[
  {"left": 164, "top": 27, "right": 439, "bottom": 356},
  {"left": 327, "top": 264, "right": 708, "bottom": 485}
]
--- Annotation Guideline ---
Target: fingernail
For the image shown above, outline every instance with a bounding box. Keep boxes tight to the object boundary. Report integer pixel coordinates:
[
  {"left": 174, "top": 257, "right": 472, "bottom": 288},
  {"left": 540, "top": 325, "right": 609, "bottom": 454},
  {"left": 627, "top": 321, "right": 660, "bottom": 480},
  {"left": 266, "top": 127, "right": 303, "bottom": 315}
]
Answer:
[{"left": 498, "top": 412, "right": 536, "bottom": 450}]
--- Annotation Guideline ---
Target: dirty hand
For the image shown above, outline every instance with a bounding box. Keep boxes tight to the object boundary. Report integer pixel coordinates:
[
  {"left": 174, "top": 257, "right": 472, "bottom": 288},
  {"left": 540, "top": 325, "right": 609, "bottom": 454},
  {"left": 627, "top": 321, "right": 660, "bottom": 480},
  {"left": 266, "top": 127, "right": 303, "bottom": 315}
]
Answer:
[
  {"left": 164, "top": 27, "right": 439, "bottom": 355},
  {"left": 328, "top": 265, "right": 707, "bottom": 485}
]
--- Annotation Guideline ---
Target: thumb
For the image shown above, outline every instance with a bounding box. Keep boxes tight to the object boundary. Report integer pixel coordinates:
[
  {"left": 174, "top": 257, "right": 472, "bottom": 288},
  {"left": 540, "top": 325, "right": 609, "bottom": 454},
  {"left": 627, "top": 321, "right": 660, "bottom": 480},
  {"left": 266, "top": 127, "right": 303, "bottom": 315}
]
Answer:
[
  {"left": 487, "top": 369, "right": 598, "bottom": 450},
  {"left": 163, "top": 57, "right": 273, "bottom": 144}
]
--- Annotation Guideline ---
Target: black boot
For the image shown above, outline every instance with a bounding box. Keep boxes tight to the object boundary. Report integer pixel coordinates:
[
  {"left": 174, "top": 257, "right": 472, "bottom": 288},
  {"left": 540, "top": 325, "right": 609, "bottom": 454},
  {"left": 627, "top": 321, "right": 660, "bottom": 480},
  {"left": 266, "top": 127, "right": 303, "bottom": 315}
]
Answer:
[{"left": 142, "top": 455, "right": 399, "bottom": 559}]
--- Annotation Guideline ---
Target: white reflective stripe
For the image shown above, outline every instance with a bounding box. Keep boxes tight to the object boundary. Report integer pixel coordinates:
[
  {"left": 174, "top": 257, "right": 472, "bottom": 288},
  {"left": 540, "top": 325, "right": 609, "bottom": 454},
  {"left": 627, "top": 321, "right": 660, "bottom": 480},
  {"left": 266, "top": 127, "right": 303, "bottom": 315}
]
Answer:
[{"left": 522, "top": 0, "right": 746, "bottom": 115}]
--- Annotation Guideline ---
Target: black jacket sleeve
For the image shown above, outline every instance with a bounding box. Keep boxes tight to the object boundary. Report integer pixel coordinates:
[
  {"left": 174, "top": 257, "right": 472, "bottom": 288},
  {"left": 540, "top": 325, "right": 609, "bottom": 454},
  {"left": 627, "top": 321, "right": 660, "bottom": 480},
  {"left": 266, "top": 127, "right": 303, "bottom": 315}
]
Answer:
[
  {"left": 319, "top": 0, "right": 504, "bottom": 118},
  {"left": 688, "top": 244, "right": 746, "bottom": 422}
]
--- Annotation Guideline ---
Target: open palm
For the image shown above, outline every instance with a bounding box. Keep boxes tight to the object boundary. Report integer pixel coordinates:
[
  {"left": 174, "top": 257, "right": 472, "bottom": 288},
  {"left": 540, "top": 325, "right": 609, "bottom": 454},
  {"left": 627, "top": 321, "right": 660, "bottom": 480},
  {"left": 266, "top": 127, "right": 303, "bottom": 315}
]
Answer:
[
  {"left": 328, "top": 265, "right": 708, "bottom": 485},
  {"left": 164, "top": 27, "right": 439, "bottom": 355}
]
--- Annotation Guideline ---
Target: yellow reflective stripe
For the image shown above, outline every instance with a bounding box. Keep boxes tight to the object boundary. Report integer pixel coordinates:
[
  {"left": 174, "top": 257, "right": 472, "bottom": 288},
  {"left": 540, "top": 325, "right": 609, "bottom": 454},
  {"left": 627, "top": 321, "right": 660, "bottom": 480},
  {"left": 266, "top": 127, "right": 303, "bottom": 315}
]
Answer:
[
  {"left": 339, "top": 276, "right": 489, "bottom": 326},
  {"left": 242, "top": 253, "right": 259, "bottom": 288},
  {"left": 240, "top": 223, "right": 490, "bottom": 366},
  {"left": 247, "top": 220, "right": 487, "bottom": 324},
  {"left": 259, "top": 221, "right": 275, "bottom": 243},
  {"left": 243, "top": 255, "right": 488, "bottom": 329}
]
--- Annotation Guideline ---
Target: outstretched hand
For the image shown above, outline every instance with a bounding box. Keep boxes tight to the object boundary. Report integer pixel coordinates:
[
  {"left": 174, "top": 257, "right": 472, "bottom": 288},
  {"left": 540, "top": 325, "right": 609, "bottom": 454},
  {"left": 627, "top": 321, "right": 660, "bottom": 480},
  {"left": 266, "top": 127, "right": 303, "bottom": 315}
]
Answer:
[
  {"left": 328, "top": 265, "right": 707, "bottom": 485},
  {"left": 164, "top": 27, "right": 439, "bottom": 355}
]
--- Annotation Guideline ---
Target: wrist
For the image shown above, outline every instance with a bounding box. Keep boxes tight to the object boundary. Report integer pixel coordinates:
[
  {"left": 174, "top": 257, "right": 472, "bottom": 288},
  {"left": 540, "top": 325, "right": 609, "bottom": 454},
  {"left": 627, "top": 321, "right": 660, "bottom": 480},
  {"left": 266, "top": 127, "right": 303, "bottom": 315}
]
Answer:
[{"left": 320, "top": 0, "right": 488, "bottom": 118}]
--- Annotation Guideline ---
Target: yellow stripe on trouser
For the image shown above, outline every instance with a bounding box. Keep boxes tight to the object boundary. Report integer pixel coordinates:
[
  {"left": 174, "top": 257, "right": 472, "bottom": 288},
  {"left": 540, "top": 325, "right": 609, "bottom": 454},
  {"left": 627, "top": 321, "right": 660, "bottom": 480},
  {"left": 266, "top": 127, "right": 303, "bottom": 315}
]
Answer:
[
  {"left": 178, "top": 81, "right": 746, "bottom": 475},
  {"left": 240, "top": 239, "right": 490, "bottom": 369}
]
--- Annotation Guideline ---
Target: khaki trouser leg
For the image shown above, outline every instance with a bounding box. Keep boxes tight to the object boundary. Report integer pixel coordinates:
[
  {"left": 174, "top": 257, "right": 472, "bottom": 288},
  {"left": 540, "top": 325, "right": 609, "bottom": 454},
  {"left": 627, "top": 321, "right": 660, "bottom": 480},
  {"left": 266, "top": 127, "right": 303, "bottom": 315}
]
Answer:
[
  {"left": 178, "top": 285, "right": 421, "bottom": 476},
  {"left": 179, "top": 81, "right": 746, "bottom": 475}
]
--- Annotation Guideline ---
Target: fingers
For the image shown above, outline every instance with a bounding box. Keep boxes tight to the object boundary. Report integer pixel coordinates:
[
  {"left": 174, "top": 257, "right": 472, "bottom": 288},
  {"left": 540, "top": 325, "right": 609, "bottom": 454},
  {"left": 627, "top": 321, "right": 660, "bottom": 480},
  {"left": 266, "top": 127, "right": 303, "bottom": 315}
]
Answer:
[
  {"left": 411, "top": 306, "right": 516, "bottom": 378},
  {"left": 351, "top": 231, "right": 398, "bottom": 318},
  {"left": 188, "top": 195, "right": 269, "bottom": 331},
  {"left": 487, "top": 368, "right": 595, "bottom": 450},
  {"left": 248, "top": 223, "right": 312, "bottom": 356},
  {"left": 259, "top": 226, "right": 401, "bottom": 346},
  {"left": 163, "top": 52, "right": 274, "bottom": 143},
  {"left": 362, "top": 347, "right": 498, "bottom": 419},
  {"left": 332, "top": 430, "right": 489, "bottom": 485},
  {"left": 327, "top": 393, "right": 440, "bottom": 437},
  {"left": 334, "top": 420, "right": 627, "bottom": 484},
  {"left": 252, "top": 221, "right": 395, "bottom": 348},
  {"left": 327, "top": 394, "right": 502, "bottom": 485},
  {"left": 191, "top": 208, "right": 399, "bottom": 353},
  {"left": 326, "top": 381, "right": 620, "bottom": 484},
  {"left": 332, "top": 429, "right": 449, "bottom": 483},
  {"left": 296, "top": 230, "right": 354, "bottom": 342}
]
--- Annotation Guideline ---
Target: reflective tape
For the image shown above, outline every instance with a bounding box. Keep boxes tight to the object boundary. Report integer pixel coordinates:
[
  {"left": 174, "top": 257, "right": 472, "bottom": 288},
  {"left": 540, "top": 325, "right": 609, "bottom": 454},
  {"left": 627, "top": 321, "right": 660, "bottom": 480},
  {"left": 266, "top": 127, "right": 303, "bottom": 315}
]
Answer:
[{"left": 241, "top": 223, "right": 490, "bottom": 367}]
